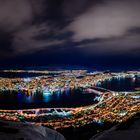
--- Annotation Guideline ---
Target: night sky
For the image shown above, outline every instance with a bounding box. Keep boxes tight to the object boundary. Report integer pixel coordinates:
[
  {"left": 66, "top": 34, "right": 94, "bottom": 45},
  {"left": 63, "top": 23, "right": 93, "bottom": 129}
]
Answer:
[{"left": 0, "top": 0, "right": 140, "bottom": 70}]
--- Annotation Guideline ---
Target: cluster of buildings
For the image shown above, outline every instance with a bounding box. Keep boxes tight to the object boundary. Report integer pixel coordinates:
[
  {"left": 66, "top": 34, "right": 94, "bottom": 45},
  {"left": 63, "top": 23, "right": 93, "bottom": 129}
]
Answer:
[
  {"left": 0, "top": 70, "right": 111, "bottom": 94},
  {"left": 1, "top": 69, "right": 133, "bottom": 94},
  {"left": 0, "top": 70, "right": 140, "bottom": 130}
]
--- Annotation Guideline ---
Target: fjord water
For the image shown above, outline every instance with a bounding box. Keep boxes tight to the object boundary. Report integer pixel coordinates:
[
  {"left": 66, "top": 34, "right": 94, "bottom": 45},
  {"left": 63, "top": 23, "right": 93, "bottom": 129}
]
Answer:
[
  {"left": 0, "top": 88, "right": 98, "bottom": 110},
  {"left": 0, "top": 72, "right": 140, "bottom": 110},
  {"left": 98, "top": 75, "right": 140, "bottom": 91}
]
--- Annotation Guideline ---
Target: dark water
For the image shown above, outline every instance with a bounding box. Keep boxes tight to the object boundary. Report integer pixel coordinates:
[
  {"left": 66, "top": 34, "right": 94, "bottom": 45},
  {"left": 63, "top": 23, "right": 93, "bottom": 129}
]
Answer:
[
  {"left": 0, "top": 72, "right": 57, "bottom": 78},
  {"left": 0, "top": 88, "right": 98, "bottom": 110},
  {"left": 97, "top": 75, "right": 140, "bottom": 91}
]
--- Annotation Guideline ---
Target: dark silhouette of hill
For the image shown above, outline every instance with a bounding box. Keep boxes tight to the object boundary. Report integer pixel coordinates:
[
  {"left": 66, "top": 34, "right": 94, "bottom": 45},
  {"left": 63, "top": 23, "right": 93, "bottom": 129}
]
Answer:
[
  {"left": 90, "top": 114, "right": 140, "bottom": 140},
  {"left": 0, "top": 120, "right": 65, "bottom": 140}
]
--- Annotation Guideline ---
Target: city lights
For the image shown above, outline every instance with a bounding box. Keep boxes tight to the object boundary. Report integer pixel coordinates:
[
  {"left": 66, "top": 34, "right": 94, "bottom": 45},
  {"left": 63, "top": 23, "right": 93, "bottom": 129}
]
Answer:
[{"left": 0, "top": 70, "right": 140, "bottom": 130}]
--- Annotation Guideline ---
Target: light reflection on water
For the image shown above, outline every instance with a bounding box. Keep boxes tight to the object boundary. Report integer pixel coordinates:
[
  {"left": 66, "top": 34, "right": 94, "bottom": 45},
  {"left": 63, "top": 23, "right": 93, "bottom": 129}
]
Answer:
[
  {"left": 98, "top": 75, "right": 140, "bottom": 91},
  {"left": 0, "top": 88, "right": 98, "bottom": 109},
  {"left": 43, "top": 92, "right": 51, "bottom": 102}
]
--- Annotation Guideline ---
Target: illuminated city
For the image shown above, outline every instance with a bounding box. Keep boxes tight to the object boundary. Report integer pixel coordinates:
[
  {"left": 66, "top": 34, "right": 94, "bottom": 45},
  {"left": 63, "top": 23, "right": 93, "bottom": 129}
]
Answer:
[
  {"left": 0, "top": 0, "right": 140, "bottom": 139},
  {"left": 0, "top": 70, "right": 140, "bottom": 132}
]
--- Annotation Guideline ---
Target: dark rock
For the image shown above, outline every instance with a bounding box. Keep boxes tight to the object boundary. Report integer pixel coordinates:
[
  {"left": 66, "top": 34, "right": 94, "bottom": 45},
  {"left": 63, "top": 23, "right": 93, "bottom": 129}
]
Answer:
[
  {"left": 90, "top": 116, "right": 140, "bottom": 140},
  {"left": 0, "top": 120, "right": 65, "bottom": 140}
]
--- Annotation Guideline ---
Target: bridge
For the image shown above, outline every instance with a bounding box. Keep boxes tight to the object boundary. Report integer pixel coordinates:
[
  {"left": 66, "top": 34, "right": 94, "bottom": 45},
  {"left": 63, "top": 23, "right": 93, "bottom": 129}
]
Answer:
[
  {"left": 0, "top": 107, "right": 77, "bottom": 117},
  {"left": 81, "top": 85, "right": 112, "bottom": 95}
]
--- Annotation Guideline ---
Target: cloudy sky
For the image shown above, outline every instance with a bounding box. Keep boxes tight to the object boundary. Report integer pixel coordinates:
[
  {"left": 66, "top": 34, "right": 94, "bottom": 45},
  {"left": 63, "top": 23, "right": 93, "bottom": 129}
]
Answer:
[{"left": 0, "top": 0, "right": 140, "bottom": 69}]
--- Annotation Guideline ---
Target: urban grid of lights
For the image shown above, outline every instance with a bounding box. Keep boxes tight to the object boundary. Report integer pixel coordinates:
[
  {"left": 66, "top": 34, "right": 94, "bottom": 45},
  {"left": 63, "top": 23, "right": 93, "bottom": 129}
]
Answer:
[{"left": 0, "top": 70, "right": 140, "bottom": 130}]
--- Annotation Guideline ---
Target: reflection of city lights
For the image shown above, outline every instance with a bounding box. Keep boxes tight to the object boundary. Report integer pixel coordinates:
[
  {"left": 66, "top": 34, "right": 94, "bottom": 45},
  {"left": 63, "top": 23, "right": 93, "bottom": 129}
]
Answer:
[
  {"left": 26, "top": 95, "right": 33, "bottom": 103},
  {"left": 0, "top": 70, "right": 140, "bottom": 129},
  {"left": 43, "top": 92, "right": 51, "bottom": 102},
  {"left": 43, "top": 90, "right": 51, "bottom": 95}
]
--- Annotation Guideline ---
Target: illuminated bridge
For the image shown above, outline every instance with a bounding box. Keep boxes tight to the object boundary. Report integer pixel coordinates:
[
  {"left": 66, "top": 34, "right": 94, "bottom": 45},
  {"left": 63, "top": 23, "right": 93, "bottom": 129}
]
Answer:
[{"left": 0, "top": 107, "right": 78, "bottom": 117}]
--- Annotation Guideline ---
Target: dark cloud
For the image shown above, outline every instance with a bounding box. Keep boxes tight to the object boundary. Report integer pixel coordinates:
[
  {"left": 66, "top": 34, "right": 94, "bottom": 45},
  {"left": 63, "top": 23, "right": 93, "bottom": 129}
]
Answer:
[
  {"left": 62, "top": 0, "right": 103, "bottom": 19},
  {"left": 66, "top": 0, "right": 140, "bottom": 54},
  {"left": 0, "top": 0, "right": 66, "bottom": 57},
  {"left": 0, "top": 0, "right": 140, "bottom": 67},
  {"left": 68, "top": 0, "right": 140, "bottom": 40},
  {"left": 127, "top": 27, "right": 140, "bottom": 35}
]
